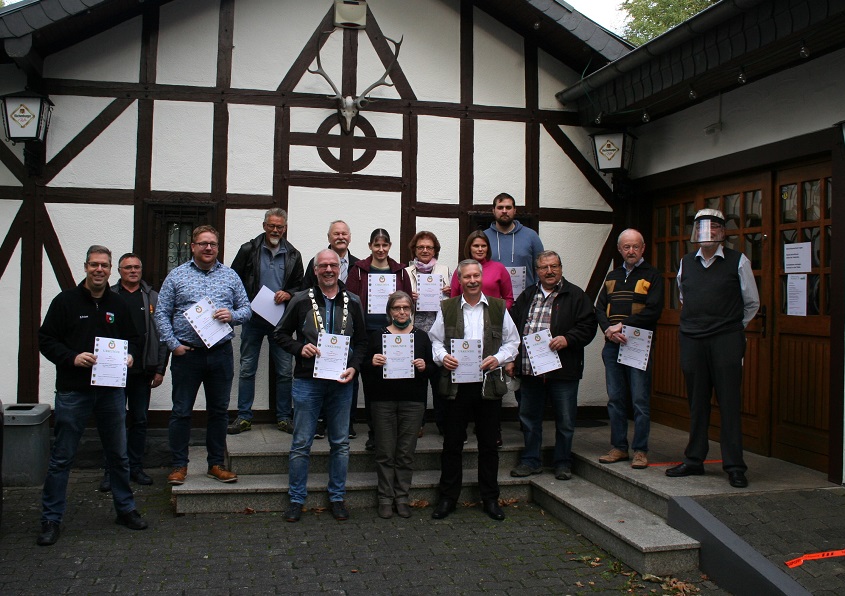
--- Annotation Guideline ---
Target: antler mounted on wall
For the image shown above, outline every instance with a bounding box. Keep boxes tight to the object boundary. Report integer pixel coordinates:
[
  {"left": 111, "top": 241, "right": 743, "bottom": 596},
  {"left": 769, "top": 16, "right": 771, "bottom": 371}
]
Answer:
[{"left": 307, "top": 29, "right": 403, "bottom": 134}]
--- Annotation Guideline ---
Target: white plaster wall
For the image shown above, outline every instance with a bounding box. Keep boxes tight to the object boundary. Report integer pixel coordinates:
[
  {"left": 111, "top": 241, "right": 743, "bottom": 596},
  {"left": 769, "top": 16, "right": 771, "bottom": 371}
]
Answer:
[
  {"left": 43, "top": 17, "right": 141, "bottom": 83},
  {"left": 416, "top": 216, "right": 460, "bottom": 272},
  {"left": 48, "top": 101, "right": 139, "bottom": 189},
  {"left": 368, "top": 0, "right": 460, "bottom": 103},
  {"left": 224, "top": 209, "right": 271, "bottom": 412},
  {"left": 232, "top": 0, "right": 329, "bottom": 91},
  {"left": 355, "top": 31, "right": 401, "bottom": 102},
  {"left": 474, "top": 119, "right": 526, "bottom": 204},
  {"left": 44, "top": 96, "right": 115, "bottom": 162},
  {"left": 227, "top": 104, "right": 275, "bottom": 195},
  {"left": 47, "top": 204, "right": 135, "bottom": 276},
  {"left": 151, "top": 101, "right": 214, "bottom": 192},
  {"left": 290, "top": 107, "right": 339, "bottom": 133},
  {"left": 287, "top": 187, "right": 402, "bottom": 265},
  {"left": 633, "top": 49, "right": 845, "bottom": 178},
  {"left": 538, "top": 50, "right": 579, "bottom": 111},
  {"left": 0, "top": 143, "right": 22, "bottom": 186},
  {"left": 539, "top": 125, "right": 611, "bottom": 211},
  {"left": 417, "top": 116, "right": 460, "bottom": 204},
  {"left": 473, "top": 7, "right": 525, "bottom": 108},
  {"left": 0, "top": 241, "right": 21, "bottom": 401},
  {"left": 539, "top": 221, "right": 612, "bottom": 406},
  {"left": 289, "top": 145, "right": 335, "bottom": 173},
  {"left": 157, "top": 0, "right": 220, "bottom": 87}
]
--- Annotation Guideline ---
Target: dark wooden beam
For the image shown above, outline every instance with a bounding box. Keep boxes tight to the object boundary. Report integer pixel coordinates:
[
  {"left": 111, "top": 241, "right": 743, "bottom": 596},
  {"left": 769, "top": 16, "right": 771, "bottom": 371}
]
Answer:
[{"left": 4, "top": 34, "right": 43, "bottom": 79}]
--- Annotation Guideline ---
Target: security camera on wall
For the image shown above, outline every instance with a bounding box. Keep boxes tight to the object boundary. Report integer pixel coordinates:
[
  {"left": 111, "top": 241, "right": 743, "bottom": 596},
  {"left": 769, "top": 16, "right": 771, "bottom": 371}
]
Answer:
[{"left": 335, "top": 0, "right": 367, "bottom": 29}]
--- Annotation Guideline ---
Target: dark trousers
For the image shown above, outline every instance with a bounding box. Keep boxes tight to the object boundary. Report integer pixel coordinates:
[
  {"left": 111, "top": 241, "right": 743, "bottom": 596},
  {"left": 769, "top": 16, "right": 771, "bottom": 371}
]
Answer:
[
  {"left": 439, "top": 383, "right": 501, "bottom": 501},
  {"left": 125, "top": 373, "right": 153, "bottom": 471},
  {"left": 679, "top": 329, "right": 747, "bottom": 472}
]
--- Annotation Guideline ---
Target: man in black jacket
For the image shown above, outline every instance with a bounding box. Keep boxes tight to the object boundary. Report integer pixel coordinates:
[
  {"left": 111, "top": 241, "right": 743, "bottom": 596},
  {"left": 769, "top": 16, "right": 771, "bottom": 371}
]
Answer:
[
  {"left": 37, "top": 245, "right": 147, "bottom": 546},
  {"left": 98, "top": 253, "right": 169, "bottom": 491},
  {"left": 509, "top": 250, "right": 597, "bottom": 481},
  {"left": 274, "top": 249, "right": 367, "bottom": 523},
  {"left": 229, "top": 208, "right": 304, "bottom": 434}
]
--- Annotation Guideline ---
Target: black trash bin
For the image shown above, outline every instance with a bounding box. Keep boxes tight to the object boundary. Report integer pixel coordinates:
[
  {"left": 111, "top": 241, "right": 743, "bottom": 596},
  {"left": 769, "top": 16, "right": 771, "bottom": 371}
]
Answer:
[{"left": 2, "top": 403, "right": 52, "bottom": 487}]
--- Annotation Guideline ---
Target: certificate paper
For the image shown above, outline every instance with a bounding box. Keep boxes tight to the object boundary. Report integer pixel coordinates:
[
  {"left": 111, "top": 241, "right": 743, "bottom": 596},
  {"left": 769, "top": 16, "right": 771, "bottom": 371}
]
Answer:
[
  {"left": 450, "top": 339, "right": 483, "bottom": 383},
  {"left": 616, "top": 325, "right": 653, "bottom": 371},
  {"left": 250, "top": 285, "right": 286, "bottom": 325},
  {"left": 522, "top": 329, "right": 562, "bottom": 376},
  {"left": 367, "top": 274, "right": 396, "bottom": 314},
  {"left": 508, "top": 266, "right": 526, "bottom": 298},
  {"left": 183, "top": 297, "right": 232, "bottom": 348},
  {"left": 382, "top": 333, "right": 414, "bottom": 379},
  {"left": 313, "top": 332, "right": 351, "bottom": 380},
  {"left": 91, "top": 336, "right": 128, "bottom": 388},
  {"left": 415, "top": 273, "right": 443, "bottom": 312}
]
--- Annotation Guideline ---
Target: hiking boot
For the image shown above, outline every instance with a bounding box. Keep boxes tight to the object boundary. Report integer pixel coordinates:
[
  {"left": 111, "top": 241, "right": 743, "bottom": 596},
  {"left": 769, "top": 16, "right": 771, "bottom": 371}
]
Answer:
[
  {"left": 227, "top": 417, "right": 251, "bottom": 435},
  {"left": 277, "top": 418, "right": 294, "bottom": 434},
  {"left": 510, "top": 463, "right": 543, "bottom": 477},
  {"left": 207, "top": 465, "right": 238, "bottom": 483},
  {"left": 598, "top": 448, "right": 629, "bottom": 464}
]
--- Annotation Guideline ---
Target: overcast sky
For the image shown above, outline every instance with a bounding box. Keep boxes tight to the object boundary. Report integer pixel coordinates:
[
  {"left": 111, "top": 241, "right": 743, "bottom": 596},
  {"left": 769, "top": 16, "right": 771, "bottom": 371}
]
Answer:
[{"left": 564, "top": 0, "right": 627, "bottom": 36}]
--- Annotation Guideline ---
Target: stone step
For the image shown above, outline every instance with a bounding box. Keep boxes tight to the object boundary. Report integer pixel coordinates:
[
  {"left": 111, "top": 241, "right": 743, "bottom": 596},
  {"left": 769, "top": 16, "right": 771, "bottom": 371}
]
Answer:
[
  {"left": 529, "top": 475, "right": 700, "bottom": 576},
  {"left": 172, "top": 468, "right": 532, "bottom": 514}
]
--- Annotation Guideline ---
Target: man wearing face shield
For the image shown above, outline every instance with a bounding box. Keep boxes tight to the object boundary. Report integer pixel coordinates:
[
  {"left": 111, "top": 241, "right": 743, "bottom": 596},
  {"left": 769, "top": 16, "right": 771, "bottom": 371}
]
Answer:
[{"left": 666, "top": 209, "right": 759, "bottom": 488}]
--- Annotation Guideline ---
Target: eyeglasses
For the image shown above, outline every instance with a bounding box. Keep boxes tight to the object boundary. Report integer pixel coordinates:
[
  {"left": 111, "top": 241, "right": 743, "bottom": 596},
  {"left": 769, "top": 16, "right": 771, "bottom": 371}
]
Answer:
[
  {"left": 264, "top": 224, "right": 287, "bottom": 231},
  {"left": 415, "top": 245, "right": 435, "bottom": 252},
  {"left": 390, "top": 305, "right": 412, "bottom": 312},
  {"left": 536, "top": 264, "right": 561, "bottom": 272},
  {"left": 316, "top": 263, "right": 339, "bottom": 270},
  {"left": 193, "top": 241, "right": 219, "bottom": 249},
  {"left": 119, "top": 265, "right": 142, "bottom": 271},
  {"left": 86, "top": 262, "right": 111, "bottom": 270}
]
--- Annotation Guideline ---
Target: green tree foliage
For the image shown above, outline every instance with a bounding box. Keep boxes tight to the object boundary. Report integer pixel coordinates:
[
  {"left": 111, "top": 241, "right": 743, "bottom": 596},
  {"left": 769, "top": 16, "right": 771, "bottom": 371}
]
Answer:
[{"left": 621, "top": 0, "right": 718, "bottom": 46}]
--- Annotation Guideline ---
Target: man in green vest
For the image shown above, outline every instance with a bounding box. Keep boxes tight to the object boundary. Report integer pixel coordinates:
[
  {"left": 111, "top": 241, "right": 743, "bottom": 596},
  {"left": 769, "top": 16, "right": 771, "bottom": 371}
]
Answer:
[{"left": 428, "top": 259, "right": 520, "bottom": 521}]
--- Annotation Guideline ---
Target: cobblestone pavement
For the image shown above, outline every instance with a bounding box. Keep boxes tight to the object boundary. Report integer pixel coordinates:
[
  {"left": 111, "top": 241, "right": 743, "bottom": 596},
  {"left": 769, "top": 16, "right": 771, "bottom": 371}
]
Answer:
[
  {"left": 698, "top": 487, "right": 845, "bottom": 596},
  {"left": 0, "top": 469, "right": 728, "bottom": 595}
]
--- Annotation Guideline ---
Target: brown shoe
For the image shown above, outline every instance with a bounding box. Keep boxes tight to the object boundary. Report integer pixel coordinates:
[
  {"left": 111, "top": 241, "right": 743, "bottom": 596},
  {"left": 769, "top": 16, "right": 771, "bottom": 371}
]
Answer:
[
  {"left": 207, "top": 465, "right": 238, "bottom": 483},
  {"left": 631, "top": 451, "right": 649, "bottom": 469},
  {"left": 598, "top": 448, "right": 629, "bottom": 464},
  {"left": 167, "top": 467, "right": 187, "bottom": 485}
]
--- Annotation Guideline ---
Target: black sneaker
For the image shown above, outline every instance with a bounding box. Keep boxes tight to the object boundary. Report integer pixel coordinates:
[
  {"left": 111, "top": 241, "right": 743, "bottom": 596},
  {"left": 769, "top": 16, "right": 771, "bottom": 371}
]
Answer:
[
  {"left": 36, "top": 521, "right": 60, "bottom": 546},
  {"left": 348, "top": 424, "right": 357, "bottom": 439},
  {"left": 130, "top": 469, "right": 154, "bottom": 485},
  {"left": 116, "top": 510, "right": 148, "bottom": 530},
  {"left": 99, "top": 470, "right": 111, "bottom": 493},
  {"left": 330, "top": 501, "right": 349, "bottom": 521},
  {"left": 285, "top": 503, "right": 303, "bottom": 522},
  {"left": 314, "top": 420, "right": 326, "bottom": 439},
  {"left": 365, "top": 436, "right": 376, "bottom": 451}
]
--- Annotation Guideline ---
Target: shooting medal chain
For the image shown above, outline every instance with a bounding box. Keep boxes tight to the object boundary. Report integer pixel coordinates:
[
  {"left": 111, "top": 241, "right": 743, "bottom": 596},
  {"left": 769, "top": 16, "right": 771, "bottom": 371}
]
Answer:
[{"left": 309, "top": 288, "right": 348, "bottom": 335}]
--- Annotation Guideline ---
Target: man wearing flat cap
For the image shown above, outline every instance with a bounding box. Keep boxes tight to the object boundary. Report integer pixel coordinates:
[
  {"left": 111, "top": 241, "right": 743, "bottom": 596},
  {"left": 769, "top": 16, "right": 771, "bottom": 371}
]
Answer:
[{"left": 666, "top": 209, "right": 759, "bottom": 488}]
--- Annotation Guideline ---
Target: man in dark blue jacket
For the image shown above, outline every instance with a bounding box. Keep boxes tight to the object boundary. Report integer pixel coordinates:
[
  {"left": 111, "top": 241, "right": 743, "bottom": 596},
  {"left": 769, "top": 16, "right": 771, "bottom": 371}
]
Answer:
[
  {"left": 38, "top": 245, "right": 147, "bottom": 546},
  {"left": 509, "top": 251, "right": 597, "bottom": 481}
]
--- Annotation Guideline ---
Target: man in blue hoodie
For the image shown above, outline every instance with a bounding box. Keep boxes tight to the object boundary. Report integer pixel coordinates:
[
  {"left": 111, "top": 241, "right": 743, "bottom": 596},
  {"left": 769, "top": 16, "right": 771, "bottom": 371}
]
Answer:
[{"left": 484, "top": 193, "right": 544, "bottom": 298}]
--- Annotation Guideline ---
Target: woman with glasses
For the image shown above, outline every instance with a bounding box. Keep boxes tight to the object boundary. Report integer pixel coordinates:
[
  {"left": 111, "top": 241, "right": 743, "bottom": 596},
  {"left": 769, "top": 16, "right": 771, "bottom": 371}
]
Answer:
[
  {"left": 362, "top": 291, "right": 433, "bottom": 518},
  {"left": 405, "top": 231, "right": 451, "bottom": 436},
  {"left": 450, "top": 230, "right": 514, "bottom": 309},
  {"left": 346, "top": 229, "right": 414, "bottom": 450}
]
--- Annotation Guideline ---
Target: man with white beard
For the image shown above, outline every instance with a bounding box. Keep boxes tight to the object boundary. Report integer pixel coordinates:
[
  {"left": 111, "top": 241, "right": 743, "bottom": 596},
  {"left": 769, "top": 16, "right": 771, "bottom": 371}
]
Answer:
[{"left": 229, "top": 208, "right": 304, "bottom": 435}]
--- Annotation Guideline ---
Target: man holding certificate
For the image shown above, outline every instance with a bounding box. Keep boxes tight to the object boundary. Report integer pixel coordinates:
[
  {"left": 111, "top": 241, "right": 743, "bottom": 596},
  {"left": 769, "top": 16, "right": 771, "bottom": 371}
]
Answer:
[
  {"left": 37, "top": 245, "right": 145, "bottom": 546},
  {"left": 154, "top": 226, "right": 251, "bottom": 487},
  {"left": 429, "top": 259, "right": 520, "bottom": 522},
  {"left": 510, "top": 251, "right": 596, "bottom": 482},
  {"left": 595, "top": 229, "right": 663, "bottom": 471},
  {"left": 229, "top": 208, "right": 304, "bottom": 436},
  {"left": 274, "top": 249, "right": 367, "bottom": 523}
]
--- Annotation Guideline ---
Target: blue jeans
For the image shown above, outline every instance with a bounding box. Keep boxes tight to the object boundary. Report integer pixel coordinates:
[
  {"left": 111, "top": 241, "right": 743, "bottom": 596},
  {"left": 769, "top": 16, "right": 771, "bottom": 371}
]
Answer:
[
  {"left": 42, "top": 388, "right": 136, "bottom": 522},
  {"left": 169, "top": 342, "right": 233, "bottom": 468},
  {"left": 289, "top": 378, "right": 352, "bottom": 504},
  {"left": 237, "top": 318, "right": 293, "bottom": 421},
  {"left": 518, "top": 376, "right": 579, "bottom": 469},
  {"left": 603, "top": 342, "right": 652, "bottom": 453}
]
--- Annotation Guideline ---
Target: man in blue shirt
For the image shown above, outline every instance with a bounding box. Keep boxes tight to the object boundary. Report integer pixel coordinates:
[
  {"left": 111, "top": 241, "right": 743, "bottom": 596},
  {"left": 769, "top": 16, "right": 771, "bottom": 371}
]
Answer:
[{"left": 154, "top": 225, "right": 251, "bottom": 486}]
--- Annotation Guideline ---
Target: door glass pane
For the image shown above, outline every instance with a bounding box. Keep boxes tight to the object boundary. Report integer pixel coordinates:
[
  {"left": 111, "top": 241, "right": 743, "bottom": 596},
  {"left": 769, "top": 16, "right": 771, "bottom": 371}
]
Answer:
[
  {"left": 725, "top": 234, "right": 739, "bottom": 252},
  {"left": 684, "top": 203, "right": 696, "bottom": 237},
  {"left": 803, "top": 227, "right": 820, "bottom": 267},
  {"left": 670, "top": 205, "right": 680, "bottom": 236},
  {"left": 656, "top": 242, "right": 666, "bottom": 273},
  {"left": 656, "top": 207, "right": 666, "bottom": 236},
  {"left": 167, "top": 223, "right": 192, "bottom": 274},
  {"left": 704, "top": 196, "right": 720, "bottom": 210},
  {"left": 780, "top": 230, "right": 797, "bottom": 270},
  {"left": 724, "top": 193, "right": 740, "bottom": 230},
  {"left": 781, "top": 183, "right": 797, "bottom": 223},
  {"left": 807, "top": 274, "right": 820, "bottom": 316},
  {"left": 744, "top": 233, "right": 762, "bottom": 269},
  {"left": 745, "top": 190, "right": 762, "bottom": 227},
  {"left": 803, "top": 180, "right": 820, "bottom": 222},
  {"left": 825, "top": 226, "right": 831, "bottom": 267},
  {"left": 670, "top": 242, "right": 680, "bottom": 272},
  {"left": 826, "top": 177, "right": 832, "bottom": 216}
]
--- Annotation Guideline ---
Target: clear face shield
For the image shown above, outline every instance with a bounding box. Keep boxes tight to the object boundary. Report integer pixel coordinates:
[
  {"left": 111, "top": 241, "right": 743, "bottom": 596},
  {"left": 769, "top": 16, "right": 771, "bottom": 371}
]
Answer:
[{"left": 690, "top": 215, "right": 725, "bottom": 243}]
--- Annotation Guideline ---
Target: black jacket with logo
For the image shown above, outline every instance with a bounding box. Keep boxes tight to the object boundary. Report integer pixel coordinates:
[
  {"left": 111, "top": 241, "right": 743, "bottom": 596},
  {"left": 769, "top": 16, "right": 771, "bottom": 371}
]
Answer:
[{"left": 40, "top": 281, "right": 141, "bottom": 391}]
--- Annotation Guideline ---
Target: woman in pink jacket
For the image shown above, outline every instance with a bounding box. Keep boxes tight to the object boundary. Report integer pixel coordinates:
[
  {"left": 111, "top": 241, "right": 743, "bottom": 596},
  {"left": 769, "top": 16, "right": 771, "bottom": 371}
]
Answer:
[{"left": 450, "top": 230, "right": 514, "bottom": 309}]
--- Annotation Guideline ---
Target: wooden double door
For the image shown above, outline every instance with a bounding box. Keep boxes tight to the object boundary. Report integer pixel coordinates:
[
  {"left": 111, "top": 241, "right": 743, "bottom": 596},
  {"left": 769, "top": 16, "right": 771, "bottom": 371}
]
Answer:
[{"left": 650, "top": 161, "right": 832, "bottom": 471}]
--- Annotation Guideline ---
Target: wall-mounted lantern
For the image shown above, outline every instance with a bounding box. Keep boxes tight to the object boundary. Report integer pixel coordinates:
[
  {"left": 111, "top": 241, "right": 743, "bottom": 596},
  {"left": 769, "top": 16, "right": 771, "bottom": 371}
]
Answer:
[
  {"left": 590, "top": 131, "right": 636, "bottom": 175},
  {"left": 1, "top": 91, "right": 54, "bottom": 144}
]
